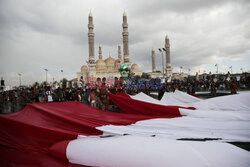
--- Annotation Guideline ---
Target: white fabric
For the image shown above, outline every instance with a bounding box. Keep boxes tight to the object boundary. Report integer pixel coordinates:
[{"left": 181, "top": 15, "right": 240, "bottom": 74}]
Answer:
[
  {"left": 98, "top": 93, "right": 250, "bottom": 142},
  {"left": 192, "top": 93, "right": 250, "bottom": 111},
  {"left": 66, "top": 93, "right": 250, "bottom": 167},
  {"left": 172, "top": 90, "right": 202, "bottom": 103},
  {"left": 67, "top": 135, "right": 250, "bottom": 167},
  {"left": 130, "top": 90, "right": 202, "bottom": 107},
  {"left": 160, "top": 92, "right": 183, "bottom": 106},
  {"left": 98, "top": 115, "right": 250, "bottom": 142},
  {"left": 132, "top": 91, "right": 250, "bottom": 112},
  {"left": 160, "top": 90, "right": 201, "bottom": 106},
  {"left": 130, "top": 92, "right": 163, "bottom": 105}
]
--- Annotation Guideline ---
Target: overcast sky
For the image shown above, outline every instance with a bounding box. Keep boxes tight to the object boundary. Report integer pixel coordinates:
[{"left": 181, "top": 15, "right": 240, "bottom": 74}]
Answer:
[{"left": 0, "top": 0, "right": 250, "bottom": 86}]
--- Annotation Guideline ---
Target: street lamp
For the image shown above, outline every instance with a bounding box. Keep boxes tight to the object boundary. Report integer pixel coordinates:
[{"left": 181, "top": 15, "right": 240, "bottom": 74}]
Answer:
[
  {"left": 60, "top": 69, "right": 64, "bottom": 82},
  {"left": 162, "top": 47, "right": 167, "bottom": 76},
  {"left": 158, "top": 48, "right": 164, "bottom": 78},
  {"left": 44, "top": 69, "right": 48, "bottom": 84},
  {"left": 215, "top": 64, "right": 218, "bottom": 74},
  {"left": 180, "top": 66, "right": 183, "bottom": 74},
  {"left": 18, "top": 73, "right": 22, "bottom": 86},
  {"left": 229, "top": 66, "right": 233, "bottom": 74},
  {"left": 240, "top": 68, "right": 244, "bottom": 73},
  {"left": 188, "top": 68, "right": 191, "bottom": 75}
]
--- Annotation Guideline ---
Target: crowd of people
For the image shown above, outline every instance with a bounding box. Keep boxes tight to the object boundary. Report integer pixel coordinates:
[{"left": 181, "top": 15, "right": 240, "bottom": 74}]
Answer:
[
  {"left": 158, "top": 77, "right": 245, "bottom": 98},
  {"left": 0, "top": 76, "right": 249, "bottom": 114},
  {"left": 0, "top": 84, "right": 123, "bottom": 113}
]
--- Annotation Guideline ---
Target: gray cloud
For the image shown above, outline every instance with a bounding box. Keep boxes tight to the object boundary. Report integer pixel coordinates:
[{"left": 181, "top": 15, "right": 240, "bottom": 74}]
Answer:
[{"left": 0, "top": 0, "right": 250, "bottom": 86}]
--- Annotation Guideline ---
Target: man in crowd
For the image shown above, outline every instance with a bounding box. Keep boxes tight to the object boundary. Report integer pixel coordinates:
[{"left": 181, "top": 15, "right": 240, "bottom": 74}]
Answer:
[{"left": 230, "top": 80, "right": 237, "bottom": 94}]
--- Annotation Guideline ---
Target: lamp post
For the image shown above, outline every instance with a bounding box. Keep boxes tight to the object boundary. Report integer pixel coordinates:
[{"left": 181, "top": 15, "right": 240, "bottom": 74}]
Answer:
[
  {"left": 215, "top": 64, "right": 218, "bottom": 74},
  {"left": 188, "top": 68, "right": 191, "bottom": 76},
  {"left": 44, "top": 69, "right": 48, "bottom": 84},
  {"left": 18, "top": 73, "right": 22, "bottom": 86},
  {"left": 162, "top": 47, "right": 167, "bottom": 77},
  {"left": 158, "top": 48, "right": 164, "bottom": 78},
  {"left": 229, "top": 66, "right": 232, "bottom": 74},
  {"left": 180, "top": 66, "right": 183, "bottom": 74},
  {"left": 61, "top": 69, "right": 63, "bottom": 77},
  {"left": 240, "top": 68, "right": 243, "bottom": 73}
]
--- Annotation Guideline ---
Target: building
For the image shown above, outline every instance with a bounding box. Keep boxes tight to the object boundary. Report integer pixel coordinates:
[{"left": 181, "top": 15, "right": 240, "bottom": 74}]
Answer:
[
  {"left": 171, "top": 72, "right": 189, "bottom": 80},
  {"left": 165, "top": 35, "right": 172, "bottom": 78},
  {"left": 77, "top": 12, "right": 142, "bottom": 85},
  {"left": 148, "top": 48, "right": 163, "bottom": 78},
  {"left": 148, "top": 35, "right": 173, "bottom": 79}
]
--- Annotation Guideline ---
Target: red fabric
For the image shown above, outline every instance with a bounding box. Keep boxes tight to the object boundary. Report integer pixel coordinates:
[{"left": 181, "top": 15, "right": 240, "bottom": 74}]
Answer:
[
  {"left": 192, "top": 93, "right": 199, "bottom": 98},
  {"left": 0, "top": 145, "right": 86, "bottom": 167},
  {"left": 49, "top": 140, "right": 71, "bottom": 162},
  {"left": 108, "top": 92, "right": 129, "bottom": 105},
  {"left": 109, "top": 93, "right": 195, "bottom": 116},
  {"left": 115, "top": 91, "right": 130, "bottom": 98},
  {"left": 0, "top": 101, "right": 167, "bottom": 166}
]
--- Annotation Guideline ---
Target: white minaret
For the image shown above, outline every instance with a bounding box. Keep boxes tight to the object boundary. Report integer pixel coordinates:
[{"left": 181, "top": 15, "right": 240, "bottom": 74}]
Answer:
[
  {"left": 122, "top": 11, "right": 130, "bottom": 66},
  {"left": 152, "top": 48, "right": 156, "bottom": 72},
  {"left": 165, "top": 35, "right": 172, "bottom": 77},
  {"left": 118, "top": 44, "right": 122, "bottom": 59},
  {"left": 88, "top": 11, "right": 96, "bottom": 77},
  {"left": 98, "top": 45, "right": 102, "bottom": 59},
  {"left": 88, "top": 11, "right": 95, "bottom": 64}
]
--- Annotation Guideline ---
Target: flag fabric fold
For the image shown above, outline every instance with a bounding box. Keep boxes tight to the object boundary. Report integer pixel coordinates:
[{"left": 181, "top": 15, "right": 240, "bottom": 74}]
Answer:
[
  {"left": 0, "top": 101, "right": 165, "bottom": 167},
  {"left": 108, "top": 92, "right": 195, "bottom": 116},
  {"left": 1, "top": 92, "right": 250, "bottom": 167}
]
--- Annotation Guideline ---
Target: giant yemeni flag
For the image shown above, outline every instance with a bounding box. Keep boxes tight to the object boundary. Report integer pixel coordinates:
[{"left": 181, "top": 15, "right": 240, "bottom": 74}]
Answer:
[{"left": 0, "top": 91, "right": 250, "bottom": 166}]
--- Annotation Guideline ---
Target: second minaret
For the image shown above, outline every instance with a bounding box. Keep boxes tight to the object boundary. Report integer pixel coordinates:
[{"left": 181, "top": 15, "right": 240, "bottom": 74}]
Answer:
[
  {"left": 122, "top": 11, "right": 130, "bottom": 66},
  {"left": 165, "top": 35, "right": 172, "bottom": 77},
  {"left": 152, "top": 48, "right": 156, "bottom": 72},
  {"left": 88, "top": 11, "right": 95, "bottom": 64}
]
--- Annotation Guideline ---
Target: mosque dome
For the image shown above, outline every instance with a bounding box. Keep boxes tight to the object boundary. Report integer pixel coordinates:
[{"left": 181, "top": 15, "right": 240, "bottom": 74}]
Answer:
[
  {"left": 81, "top": 65, "right": 88, "bottom": 72},
  {"left": 96, "top": 59, "right": 106, "bottom": 66},
  {"left": 104, "top": 56, "right": 115, "bottom": 66},
  {"left": 115, "top": 58, "right": 123, "bottom": 65},
  {"left": 114, "top": 58, "right": 124, "bottom": 70},
  {"left": 96, "top": 59, "right": 107, "bottom": 71},
  {"left": 131, "top": 63, "right": 139, "bottom": 72}
]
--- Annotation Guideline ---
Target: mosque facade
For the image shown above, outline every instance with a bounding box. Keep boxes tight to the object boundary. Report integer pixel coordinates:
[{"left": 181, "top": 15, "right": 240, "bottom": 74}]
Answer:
[{"left": 77, "top": 12, "right": 142, "bottom": 85}]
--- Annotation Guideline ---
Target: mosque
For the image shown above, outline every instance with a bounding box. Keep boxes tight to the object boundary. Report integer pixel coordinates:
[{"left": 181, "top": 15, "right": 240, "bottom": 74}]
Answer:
[{"left": 77, "top": 12, "right": 142, "bottom": 85}]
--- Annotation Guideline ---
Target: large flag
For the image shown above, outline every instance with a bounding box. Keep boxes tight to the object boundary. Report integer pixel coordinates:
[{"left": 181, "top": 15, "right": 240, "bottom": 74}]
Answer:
[
  {"left": 1, "top": 92, "right": 250, "bottom": 166},
  {"left": 0, "top": 101, "right": 165, "bottom": 166},
  {"left": 108, "top": 92, "right": 195, "bottom": 116},
  {"left": 49, "top": 135, "right": 250, "bottom": 167}
]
